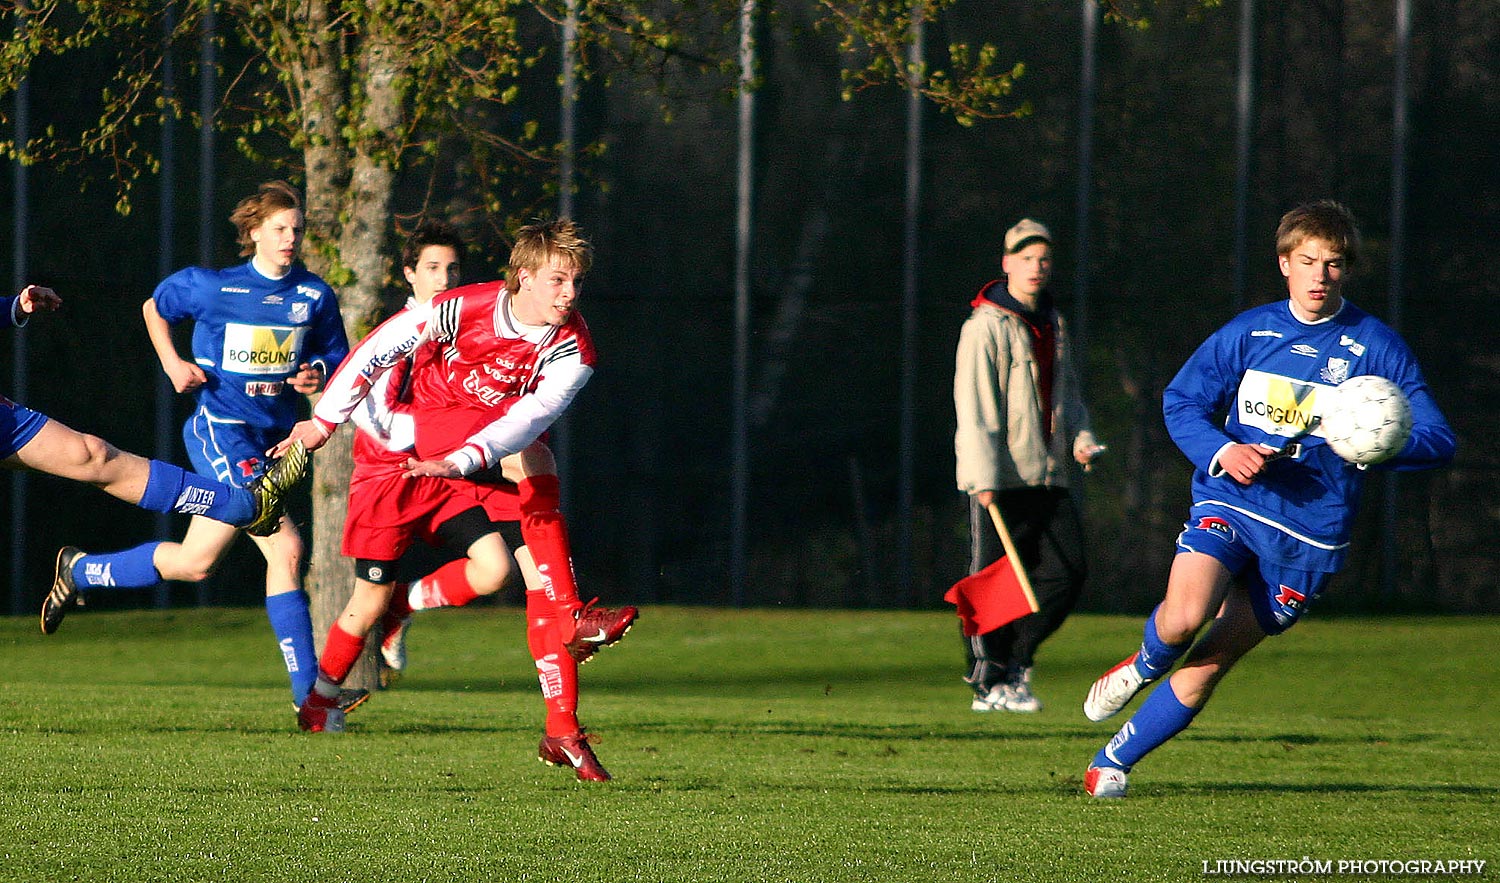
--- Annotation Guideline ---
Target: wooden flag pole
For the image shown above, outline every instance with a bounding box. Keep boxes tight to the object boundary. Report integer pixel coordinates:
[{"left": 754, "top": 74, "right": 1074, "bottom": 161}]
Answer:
[{"left": 987, "top": 502, "right": 1040, "bottom": 613}]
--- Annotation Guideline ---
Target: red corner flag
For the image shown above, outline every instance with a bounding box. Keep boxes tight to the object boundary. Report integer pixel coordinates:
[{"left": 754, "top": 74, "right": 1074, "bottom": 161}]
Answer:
[
  {"left": 945, "top": 556, "right": 1036, "bottom": 636},
  {"left": 944, "top": 503, "right": 1041, "bottom": 636}
]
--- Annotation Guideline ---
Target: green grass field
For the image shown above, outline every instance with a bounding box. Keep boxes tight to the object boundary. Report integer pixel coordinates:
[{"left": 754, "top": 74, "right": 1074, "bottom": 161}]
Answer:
[{"left": 1, "top": 605, "right": 1496, "bottom": 882}]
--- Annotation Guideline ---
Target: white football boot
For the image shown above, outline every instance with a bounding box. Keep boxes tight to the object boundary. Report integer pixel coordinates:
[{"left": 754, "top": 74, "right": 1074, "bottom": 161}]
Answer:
[
  {"left": 1083, "top": 653, "right": 1150, "bottom": 722},
  {"left": 1084, "top": 764, "right": 1129, "bottom": 798}
]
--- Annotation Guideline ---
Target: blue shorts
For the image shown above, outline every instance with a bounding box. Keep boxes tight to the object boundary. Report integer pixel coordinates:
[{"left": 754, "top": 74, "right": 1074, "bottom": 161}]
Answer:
[
  {"left": 183, "top": 406, "right": 284, "bottom": 488},
  {"left": 1175, "top": 504, "right": 1331, "bottom": 636},
  {"left": 0, "top": 394, "right": 49, "bottom": 459}
]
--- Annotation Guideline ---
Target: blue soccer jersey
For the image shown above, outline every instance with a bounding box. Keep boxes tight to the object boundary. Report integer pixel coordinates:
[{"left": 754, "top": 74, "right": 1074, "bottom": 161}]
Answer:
[
  {"left": 153, "top": 262, "right": 348, "bottom": 431},
  {"left": 1163, "top": 299, "right": 1455, "bottom": 572}
]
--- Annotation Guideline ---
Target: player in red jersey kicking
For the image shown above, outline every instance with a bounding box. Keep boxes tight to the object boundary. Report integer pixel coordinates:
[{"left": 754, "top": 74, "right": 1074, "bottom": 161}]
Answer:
[{"left": 276, "top": 220, "right": 635, "bottom": 780}]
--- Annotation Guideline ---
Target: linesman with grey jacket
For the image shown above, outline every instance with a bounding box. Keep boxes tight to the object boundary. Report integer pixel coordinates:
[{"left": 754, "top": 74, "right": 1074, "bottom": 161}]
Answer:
[{"left": 953, "top": 218, "right": 1105, "bottom": 713}]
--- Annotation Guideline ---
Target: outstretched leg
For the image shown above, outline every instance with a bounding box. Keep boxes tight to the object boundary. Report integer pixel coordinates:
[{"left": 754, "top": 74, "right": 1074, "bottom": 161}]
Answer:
[
  {"left": 503, "top": 444, "right": 636, "bottom": 663},
  {"left": 13, "top": 419, "right": 261, "bottom": 524},
  {"left": 1086, "top": 589, "right": 1267, "bottom": 797}
]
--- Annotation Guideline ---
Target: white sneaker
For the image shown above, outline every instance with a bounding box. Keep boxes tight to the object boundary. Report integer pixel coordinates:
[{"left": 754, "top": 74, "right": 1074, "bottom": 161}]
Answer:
[
  {"left": 1005, "top": 666, "right": 1042, "bottom": 713},
  {"left": 380, "top": 617, "right": 410, "bottom": 672},
  {"left": 1084, "top": 653, "right": 1150, "bottom": 722},
  {"left": 1084, "top": 764, "right": 1129, "bottom": 798},
  {"left": 971, "top": 685, "right": 1007, "bottom": 712}
]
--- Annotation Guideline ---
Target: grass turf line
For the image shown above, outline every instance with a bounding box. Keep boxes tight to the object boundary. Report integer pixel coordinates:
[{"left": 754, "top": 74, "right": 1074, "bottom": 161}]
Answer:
[{"left": 1, "top": 607, "right": 1496, "bottom": 882}]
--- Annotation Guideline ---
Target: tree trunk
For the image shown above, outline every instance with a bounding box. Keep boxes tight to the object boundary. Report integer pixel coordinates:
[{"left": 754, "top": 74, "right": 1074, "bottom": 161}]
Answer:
[{"left": 292, "top": 2, "right": 407, "bottom": 690}]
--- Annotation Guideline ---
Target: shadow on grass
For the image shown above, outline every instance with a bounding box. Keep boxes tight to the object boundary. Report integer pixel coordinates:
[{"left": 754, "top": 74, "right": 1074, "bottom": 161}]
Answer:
[{"left": 1143, "top": 781, "right": 1499, "bottom": 797}]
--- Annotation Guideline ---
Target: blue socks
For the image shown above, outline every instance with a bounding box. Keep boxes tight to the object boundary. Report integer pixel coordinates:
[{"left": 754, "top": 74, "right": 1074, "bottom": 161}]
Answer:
[
  {"left": 72, "top": 542, "right": 164, "bottom": 589},
  {"left": 266, "top": 590, "right": 318, "bottom": 706},
  {"left": 137, "top": 459, "right": 255, "bottom": 526},
  {"left": 1093, "top": 678, "right": 1199, "bottom": 771},
  {"left": 1136, "top": 604, "right": 1190, "bottom": 681},
  {"left": 71, "top": 545, "right": 316, "bottom": 705}
]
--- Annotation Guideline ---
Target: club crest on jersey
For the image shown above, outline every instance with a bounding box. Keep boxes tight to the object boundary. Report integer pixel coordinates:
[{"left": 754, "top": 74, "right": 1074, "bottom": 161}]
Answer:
[
  {"left": 1320, "top": 358, "right": 1351, "bottom": 385},
  {"left": 1339, "top": 334, "right": 1366, "bottom": 357},
  {"left": 290, "top": 302, "right": 311, "bottom": 324}
]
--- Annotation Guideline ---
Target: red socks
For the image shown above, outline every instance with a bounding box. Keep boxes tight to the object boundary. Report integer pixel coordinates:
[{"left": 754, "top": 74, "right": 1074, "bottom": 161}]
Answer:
[
  {"left": 526, "top": 586, "right": 580, "bottom": 736},
  {"left": 379, "top": 582, "right": 412, "bottom": 637},
  {"left": 409, "top": 559, "right": 480, "bottom": 610},
  {"left": 518, "top": 475, "right": 582, "bottom": 621},
  {"left": 319, "top": 622, "right": 367, "bottom": 684}
]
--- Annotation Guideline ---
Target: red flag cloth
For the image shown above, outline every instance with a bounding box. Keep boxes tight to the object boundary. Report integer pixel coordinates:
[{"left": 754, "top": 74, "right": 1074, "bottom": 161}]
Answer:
[{"left": 944, "top": 556, "right": 1037, "bottom": 636}]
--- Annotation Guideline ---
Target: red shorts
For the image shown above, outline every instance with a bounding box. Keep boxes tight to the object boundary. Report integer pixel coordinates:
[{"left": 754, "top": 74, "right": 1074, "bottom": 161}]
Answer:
[
  {"left": 461, "top": 477, "right": 522, "bottom": 523},
  {"left": 343, "top": 466, "right": 485, "bottom": 562}
]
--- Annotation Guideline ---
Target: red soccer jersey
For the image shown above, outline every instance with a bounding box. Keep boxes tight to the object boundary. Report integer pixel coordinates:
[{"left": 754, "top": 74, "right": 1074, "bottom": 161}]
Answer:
[
  {"left": 316, "top": 280, "right": 595, "bottom": 476},
  {"left": 405, "top": 281, "right": 596, "bottom": 468}
]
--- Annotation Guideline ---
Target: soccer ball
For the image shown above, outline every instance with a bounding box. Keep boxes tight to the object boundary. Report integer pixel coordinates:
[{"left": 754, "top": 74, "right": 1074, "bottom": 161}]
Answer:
[{"left": 1321, "top": 375, "right": 1413, "bottom": 465}]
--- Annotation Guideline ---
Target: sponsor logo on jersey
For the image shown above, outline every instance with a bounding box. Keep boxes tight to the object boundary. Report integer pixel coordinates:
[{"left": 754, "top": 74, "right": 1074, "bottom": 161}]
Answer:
[
  {"left": 1237, "top": 369, "right": 1324, "bottom": 437},
  {"left": 297, "top": 284, "right": 323, "bottom": 300},
  {"left": 1320, "top": 358, "right": 1350, "bottom": 385},
  {"left": 244, "top": 380, "right": 285, "bottom": 397},
  {"left": 1251, "top": 329, "right": 1283, "bottom": 338},
  {"left": 1290, "top": 344, "right": 1319, "bottom": 357},
  {"left": 1275, "top": 584, "right": 1307, "bottom": 610},
  {"left": 172, "top": 486, "right": 217, "bottom": 516},
  {"left": 290, "top": 302, "right": 311, "bottom": 324},
  {"left": 462, "top": 368, "right": 510, "bottom": 407},
  {"left": 222, "top": 323, "right": 307, "bottom": 376},
  {"left": 1195, "top": 516, "right": 1235, "bottom": 541},
  {"left": 368, "top": 333, "right": 422, "bottom": 373},
  {"left": 221, "top": 286, "right": 252, "bottom": 294},
  {"left": 1339, "top": 334, "right": 1365, "bottom": 357}
]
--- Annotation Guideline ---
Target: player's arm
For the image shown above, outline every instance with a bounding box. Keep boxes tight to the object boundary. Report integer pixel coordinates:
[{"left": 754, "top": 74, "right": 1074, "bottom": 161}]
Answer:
[
  {"left": 142, "top": 296, "right": 207, "bottom": 394},
  {"left": 1372, "top": 347, "right": 1458, "bottom": 472},
  {"left": 1163, "top": 333, "right": 1270, "bottom": 484},
  {"left": 270, "top": 305, "right": 430, "bottom": 456},
  {"left": 7, "top": 285, "right": 61, "bottom": 327},
  {"left": 409, "top": 358, "right": 594, "bottom": 478},
  {"left": 953, "top": 316, "right": 1010, "bottom": 500}
]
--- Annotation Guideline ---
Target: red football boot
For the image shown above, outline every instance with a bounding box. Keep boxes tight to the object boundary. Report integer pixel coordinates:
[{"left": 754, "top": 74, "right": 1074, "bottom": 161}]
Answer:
[
  {"left": 538, "top": 730, "right": 612, "bottom": 782},
  {"left": 564, "top": 599, "right": 639, "bottom": 664}
]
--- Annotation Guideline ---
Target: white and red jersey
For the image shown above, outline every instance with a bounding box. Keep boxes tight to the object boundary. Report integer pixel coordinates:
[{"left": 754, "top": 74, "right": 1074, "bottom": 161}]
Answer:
[
  {"left": 345, "top": 296, "right": 419, "bottom": 478},
  {"left": 315, "top": 280, "right": 595, "bottom": 475}
]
